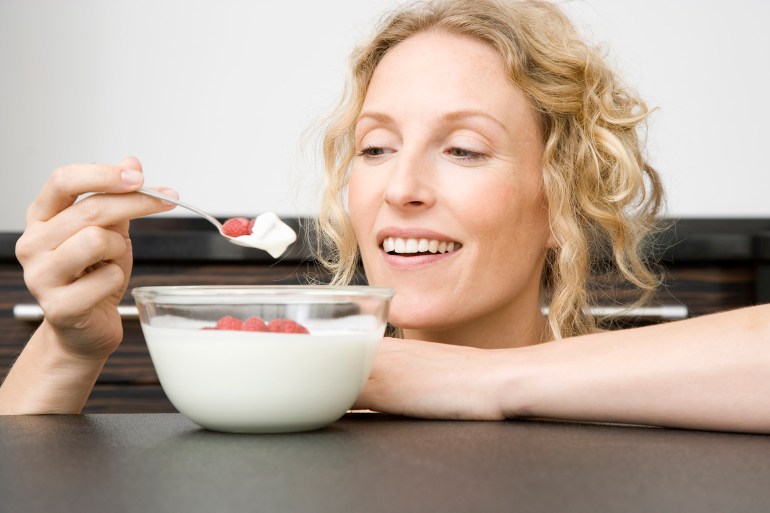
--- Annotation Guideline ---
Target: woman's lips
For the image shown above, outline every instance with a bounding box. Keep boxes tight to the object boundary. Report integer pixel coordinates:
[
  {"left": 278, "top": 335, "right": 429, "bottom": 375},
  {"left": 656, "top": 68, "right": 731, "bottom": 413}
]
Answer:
[
  {"left": 375, "top": 228, "right": 462, "bottom": 269},
  {"left": 380, "top": 242, "right": 462, "bottom": 269},
  {"left": 380, "top": 237, "right": 462, "bottom": 269},
  {"left": 382, "top": 236, "right": 462, "bottom": 255}
]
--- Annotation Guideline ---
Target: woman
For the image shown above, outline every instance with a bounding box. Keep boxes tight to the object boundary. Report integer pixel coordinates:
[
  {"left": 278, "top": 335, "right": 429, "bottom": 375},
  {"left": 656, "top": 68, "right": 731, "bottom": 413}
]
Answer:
[{"left": 2, "top": 0, "right": 769, "bottom": 432}]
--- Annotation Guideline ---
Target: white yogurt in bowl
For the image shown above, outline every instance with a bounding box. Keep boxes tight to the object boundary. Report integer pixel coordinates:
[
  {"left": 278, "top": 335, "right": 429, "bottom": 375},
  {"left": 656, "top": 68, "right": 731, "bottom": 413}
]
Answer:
[{"left": 132, "top": 286, "right": 394, "bottom": 433}]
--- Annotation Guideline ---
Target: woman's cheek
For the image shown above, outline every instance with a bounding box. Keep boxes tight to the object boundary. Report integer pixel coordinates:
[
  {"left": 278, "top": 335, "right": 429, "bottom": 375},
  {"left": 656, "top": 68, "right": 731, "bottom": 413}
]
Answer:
[
  {"left": 347, "top": 169, "right": 365, "bottom": 219},
  {"left": 347, "top": 169, "right": 377, "bottom": 238}
]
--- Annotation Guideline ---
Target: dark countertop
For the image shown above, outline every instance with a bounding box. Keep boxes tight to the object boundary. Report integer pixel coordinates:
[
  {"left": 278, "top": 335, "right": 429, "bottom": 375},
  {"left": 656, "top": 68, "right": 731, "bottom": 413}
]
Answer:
[
  {"left": 3, "top": 217, "right": 770, "bottom": 263},
  {"left": 1, "top": 413, "right": 769, "bottom": 513}
]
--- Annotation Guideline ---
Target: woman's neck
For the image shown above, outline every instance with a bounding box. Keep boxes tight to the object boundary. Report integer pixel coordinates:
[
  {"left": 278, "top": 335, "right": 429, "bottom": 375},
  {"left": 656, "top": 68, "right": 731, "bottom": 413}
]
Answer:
[{"left": 401, "top": 300, "right": 551, "bottom": 349}]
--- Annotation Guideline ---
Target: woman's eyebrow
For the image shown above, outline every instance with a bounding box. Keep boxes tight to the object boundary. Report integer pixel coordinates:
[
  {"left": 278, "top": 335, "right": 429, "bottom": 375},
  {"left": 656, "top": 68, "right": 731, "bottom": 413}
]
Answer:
[
  {"left": 355, "top": 111, "right": 394, "bottom": 127},
  {"left": 440, "top": 110, "right": 507, "bottom": 132},
  {"left": 355, "top": 110, "right": 506, "bottom": 131}
]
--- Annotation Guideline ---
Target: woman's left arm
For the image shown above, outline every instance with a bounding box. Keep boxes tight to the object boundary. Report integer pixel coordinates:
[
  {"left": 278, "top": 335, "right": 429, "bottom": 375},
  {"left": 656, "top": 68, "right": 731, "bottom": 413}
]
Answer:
[{"left": 357, "top": 304, "right": 770, "bottom": 433}]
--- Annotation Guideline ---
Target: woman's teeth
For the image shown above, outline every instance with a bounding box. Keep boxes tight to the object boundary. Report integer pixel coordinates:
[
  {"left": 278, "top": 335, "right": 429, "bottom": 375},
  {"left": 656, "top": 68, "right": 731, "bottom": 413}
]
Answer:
[{"left": 382, "top": 237, "right": 461, "bottom": 255}]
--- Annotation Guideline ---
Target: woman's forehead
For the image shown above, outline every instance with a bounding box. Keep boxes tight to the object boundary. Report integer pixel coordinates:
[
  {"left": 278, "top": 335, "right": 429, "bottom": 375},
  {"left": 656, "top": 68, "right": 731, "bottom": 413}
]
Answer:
[{"left": 360, "top": 31, "right": 539, "bottom": 137}]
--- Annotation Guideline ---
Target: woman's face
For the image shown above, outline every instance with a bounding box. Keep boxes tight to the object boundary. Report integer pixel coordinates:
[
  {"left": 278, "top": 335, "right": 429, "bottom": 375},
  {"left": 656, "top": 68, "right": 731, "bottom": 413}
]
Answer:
[{"left": 348, "top": 31, "right": 553, "bottom": 348}]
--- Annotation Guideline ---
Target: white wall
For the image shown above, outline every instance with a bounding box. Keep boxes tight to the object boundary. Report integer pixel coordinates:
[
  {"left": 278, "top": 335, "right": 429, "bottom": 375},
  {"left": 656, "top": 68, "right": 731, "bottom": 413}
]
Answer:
[
  {"left": 562, "top": 0, "right": 770, "bottom": 220},
  {"left": 1, "top": 0, "right": 768, "bottom": 232}
]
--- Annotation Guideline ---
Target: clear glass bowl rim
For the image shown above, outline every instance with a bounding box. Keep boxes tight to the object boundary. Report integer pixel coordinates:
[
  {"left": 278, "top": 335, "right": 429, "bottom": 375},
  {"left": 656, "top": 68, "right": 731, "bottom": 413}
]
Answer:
[{"left": 131, "top": 285, "right": 395, "bottom": 302}]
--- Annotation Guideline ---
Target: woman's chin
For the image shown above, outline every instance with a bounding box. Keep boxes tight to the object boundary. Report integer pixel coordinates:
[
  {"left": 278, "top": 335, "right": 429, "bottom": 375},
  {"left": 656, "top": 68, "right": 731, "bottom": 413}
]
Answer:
[
  {"left": 388, "top": 309, "right": 441, "bottom": 331},
  {"left": 381, "top": 288, "right": 478, "bottom": 337},
  {"left": 387, "top": 305, "right": 451, "bottom": 334}
]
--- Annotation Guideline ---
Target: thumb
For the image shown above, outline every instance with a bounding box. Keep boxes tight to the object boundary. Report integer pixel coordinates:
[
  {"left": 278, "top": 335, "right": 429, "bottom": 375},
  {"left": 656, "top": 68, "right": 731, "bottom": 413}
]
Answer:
[{"left": 118, "top": 156, "right": 143, "bottom": 172}]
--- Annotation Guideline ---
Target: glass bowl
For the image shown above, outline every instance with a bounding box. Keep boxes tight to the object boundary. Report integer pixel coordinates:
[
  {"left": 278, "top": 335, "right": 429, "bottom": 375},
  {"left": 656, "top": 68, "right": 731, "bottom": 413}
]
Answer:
[{"left": 132, "top": 285, "right": 394, "bottom": 433}]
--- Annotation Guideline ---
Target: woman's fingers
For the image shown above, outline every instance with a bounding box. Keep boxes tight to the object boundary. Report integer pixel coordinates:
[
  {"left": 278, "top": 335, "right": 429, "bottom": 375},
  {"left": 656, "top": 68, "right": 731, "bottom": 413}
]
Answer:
[
  {"left": 21, "top": 226, "right": 134, "bottom": 339},
  {"left": 22, "top": 226, "right": 130, "bottom": 295},
  {"left": 28, "top": 187, "right": 178, "bottom": 252},
  {"left": 26, "top": 161, "right": 145, "bottom": 223},
  {"left": 36, "top": 263, "right": 127, "bottom": 329},
  {"left": 13, "top": 158, "right": 170, "bottom": 360}
]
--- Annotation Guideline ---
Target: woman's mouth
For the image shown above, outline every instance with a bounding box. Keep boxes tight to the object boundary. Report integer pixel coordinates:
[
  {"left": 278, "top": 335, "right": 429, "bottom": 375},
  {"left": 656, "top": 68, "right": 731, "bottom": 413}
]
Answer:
[{"left": 381, "top": 236, "right": 462, "bottom": 256}]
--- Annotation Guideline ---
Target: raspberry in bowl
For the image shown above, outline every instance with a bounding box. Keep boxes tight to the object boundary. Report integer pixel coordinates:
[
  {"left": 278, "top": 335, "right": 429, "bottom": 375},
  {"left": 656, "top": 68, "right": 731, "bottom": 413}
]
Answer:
[{"left": 131, "top": 285, "right": 394, "bottom": 433}]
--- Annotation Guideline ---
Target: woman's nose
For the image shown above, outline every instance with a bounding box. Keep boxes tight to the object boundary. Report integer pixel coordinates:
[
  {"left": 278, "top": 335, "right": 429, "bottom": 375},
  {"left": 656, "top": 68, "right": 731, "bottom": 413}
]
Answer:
[{"left": 382, "top": 150, "right": 436, "bottom": 210}]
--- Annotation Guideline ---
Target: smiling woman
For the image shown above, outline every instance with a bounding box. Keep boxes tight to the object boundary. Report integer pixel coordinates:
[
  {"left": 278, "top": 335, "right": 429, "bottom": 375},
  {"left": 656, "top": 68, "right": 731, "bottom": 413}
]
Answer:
[
  {"left": 312, "top": 0, "right": 769, "bottom": 432},
  {"left": 349, "top": 32, "right": 552, "bottom": 348},
  {"left": 1, "top": 0, "right": 769, "bottom": 433},
  {"left": 316, "top": 0, "right": 662, "bottom": 343}
]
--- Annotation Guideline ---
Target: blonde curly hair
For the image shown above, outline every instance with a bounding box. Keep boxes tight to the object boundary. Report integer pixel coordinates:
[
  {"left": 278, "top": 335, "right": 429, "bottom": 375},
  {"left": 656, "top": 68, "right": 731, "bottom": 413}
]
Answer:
[{"left": 315, "top": 0, "right": 664, "bottom": 339}]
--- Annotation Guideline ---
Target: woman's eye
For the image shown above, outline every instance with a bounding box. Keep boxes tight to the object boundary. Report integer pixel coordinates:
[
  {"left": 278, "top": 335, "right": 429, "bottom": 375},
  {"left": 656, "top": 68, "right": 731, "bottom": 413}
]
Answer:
[
  {"left": 357, "top": 146, "right": 388, "bottom": 158},
  {"left": 446, "top": 147, "right": 484, "bottom": 160}
]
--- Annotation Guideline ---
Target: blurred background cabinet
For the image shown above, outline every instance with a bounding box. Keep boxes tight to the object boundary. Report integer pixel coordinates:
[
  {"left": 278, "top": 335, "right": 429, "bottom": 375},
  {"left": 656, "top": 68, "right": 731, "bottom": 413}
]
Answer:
[{"left": 2, "top": 217, "right": 769, "bottom": 413}]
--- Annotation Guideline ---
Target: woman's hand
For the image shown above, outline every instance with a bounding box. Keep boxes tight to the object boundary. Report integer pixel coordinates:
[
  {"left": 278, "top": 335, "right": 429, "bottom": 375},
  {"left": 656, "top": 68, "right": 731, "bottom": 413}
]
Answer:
[
  {"left": 355, "top": 337, "right": 508, "bottom": 420},
  {"left": 0, "top": 157, "right": 178, "bottom": 413},
  {"left": 14, "top": 157, "right": 176, "bottom": 360}
]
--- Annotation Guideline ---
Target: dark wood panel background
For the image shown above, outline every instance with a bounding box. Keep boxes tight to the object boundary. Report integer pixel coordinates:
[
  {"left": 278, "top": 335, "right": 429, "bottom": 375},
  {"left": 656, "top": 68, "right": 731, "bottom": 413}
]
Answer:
[{"left": 0, "top": 258, "right": 759, "bottom": 413}]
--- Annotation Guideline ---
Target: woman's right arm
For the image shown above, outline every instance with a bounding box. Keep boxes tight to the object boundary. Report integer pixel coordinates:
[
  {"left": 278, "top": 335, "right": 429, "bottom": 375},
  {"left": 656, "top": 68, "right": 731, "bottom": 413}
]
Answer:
[{"left": 0, "top": 157, "right": 177, "bottom": 414}]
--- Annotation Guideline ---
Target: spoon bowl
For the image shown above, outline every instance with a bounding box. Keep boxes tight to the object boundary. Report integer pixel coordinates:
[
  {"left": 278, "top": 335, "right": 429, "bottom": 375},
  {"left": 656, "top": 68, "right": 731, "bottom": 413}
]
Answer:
[{"left": 136, "top": 187, "right": 296, "bottom": 257}]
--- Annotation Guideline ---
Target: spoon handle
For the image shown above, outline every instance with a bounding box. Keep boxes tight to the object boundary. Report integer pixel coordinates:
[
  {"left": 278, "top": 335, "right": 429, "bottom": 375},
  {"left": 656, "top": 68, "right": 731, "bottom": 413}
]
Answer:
[{"left": 137, "top": 187, "right": 224, "bottom": 231}]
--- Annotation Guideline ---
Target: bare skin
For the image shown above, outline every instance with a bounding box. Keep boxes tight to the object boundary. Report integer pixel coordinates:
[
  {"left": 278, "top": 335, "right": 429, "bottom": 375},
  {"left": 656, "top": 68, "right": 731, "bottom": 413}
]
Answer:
[
  {"left": 348, "top": 32, "right": 553, "bottom": 349},
  {"left": 1, "top": 32, "right": 769, "bottom": 433},
  {"left": 0, "top": 157, "right": 176, "bottom": 413},
  {"left": 1, "top": 157, "right": 769, "bottom": 433},
  {"left": 347, "top": 32, "right": 770, "bottom": 433},
  {"left": 355, "top": 305, "right": 770, "bottom": 433}
]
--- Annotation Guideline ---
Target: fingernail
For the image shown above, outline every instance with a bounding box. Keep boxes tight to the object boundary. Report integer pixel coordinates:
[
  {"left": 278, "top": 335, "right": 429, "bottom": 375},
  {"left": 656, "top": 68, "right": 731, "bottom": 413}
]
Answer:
[{"left": 121, "top": 169, "right": 143, "bottom": 185}]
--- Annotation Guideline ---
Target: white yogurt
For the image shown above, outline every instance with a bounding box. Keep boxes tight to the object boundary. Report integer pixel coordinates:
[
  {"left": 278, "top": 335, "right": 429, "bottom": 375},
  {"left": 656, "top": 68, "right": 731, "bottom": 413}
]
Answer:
[
  {"left": 141, "top": 324, "right": 380, "bottom": 433},
  {"left": 228, "top": 212, "right": 297, "bottom": 257}
]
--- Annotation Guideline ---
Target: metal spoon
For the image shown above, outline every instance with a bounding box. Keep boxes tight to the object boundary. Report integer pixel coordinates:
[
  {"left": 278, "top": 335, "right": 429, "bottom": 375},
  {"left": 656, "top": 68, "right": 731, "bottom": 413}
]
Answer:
[
  {"left": 137, "top": 186, "right": 227, "bottom": 234},
  {"left": 136, "top": 187, "right": 297, "bottom": 255}
]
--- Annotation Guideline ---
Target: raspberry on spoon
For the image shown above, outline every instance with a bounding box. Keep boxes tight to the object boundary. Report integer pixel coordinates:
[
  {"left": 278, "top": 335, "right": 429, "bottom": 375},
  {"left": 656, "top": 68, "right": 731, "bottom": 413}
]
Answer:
[{"left": 221, "top": 217, "right": 253, "bottom": 237}]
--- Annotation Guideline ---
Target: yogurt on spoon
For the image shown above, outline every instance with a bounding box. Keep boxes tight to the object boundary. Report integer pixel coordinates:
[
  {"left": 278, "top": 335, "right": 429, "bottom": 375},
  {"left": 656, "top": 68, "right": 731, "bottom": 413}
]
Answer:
[
  {"left": 137, "top": 187, "right": 297, "bottom": 258},
  {"left": 222, "top": 213, "right": 297, "bottom": 258}
]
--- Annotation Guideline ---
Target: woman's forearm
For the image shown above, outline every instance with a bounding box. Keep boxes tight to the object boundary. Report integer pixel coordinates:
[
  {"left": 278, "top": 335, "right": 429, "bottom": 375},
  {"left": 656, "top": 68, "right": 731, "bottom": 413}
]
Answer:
[
  {"left": 0, "top": 321, "right": 107, "bottom": 414},
  {"left": 502, "top": 304, "right": 770, "bottom": 433}
]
